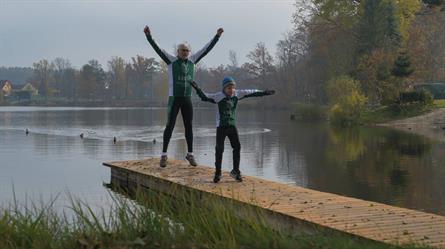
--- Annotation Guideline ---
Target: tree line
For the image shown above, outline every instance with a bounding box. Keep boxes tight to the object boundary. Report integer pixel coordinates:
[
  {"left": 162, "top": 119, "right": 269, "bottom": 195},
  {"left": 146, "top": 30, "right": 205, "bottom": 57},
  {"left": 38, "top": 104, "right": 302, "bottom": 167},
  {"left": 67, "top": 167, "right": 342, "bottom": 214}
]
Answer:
[
  {"left": 0, "top": 43, "right": 290, "bottom": 105},
  {"left": 1, "top": 0, "right": 444, "bottom": 110},
  {"left": 284, "top": 0, "right": 445, "bottom": 123}
]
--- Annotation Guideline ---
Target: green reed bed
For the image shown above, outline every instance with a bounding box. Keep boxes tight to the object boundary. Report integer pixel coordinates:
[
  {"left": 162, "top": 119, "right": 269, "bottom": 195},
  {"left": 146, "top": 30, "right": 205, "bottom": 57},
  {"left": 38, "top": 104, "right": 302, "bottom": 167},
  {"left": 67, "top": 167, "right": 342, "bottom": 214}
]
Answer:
[{"left": 0, "top": 188, "right": 433, "bottom": 249}]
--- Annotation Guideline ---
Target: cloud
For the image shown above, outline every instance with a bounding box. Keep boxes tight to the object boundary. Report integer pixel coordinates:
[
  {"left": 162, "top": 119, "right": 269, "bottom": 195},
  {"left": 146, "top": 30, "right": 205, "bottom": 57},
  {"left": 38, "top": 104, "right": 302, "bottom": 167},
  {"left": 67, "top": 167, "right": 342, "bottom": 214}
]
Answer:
[{"left": 0, "top": 0, "right": 294, "bottom": 68}]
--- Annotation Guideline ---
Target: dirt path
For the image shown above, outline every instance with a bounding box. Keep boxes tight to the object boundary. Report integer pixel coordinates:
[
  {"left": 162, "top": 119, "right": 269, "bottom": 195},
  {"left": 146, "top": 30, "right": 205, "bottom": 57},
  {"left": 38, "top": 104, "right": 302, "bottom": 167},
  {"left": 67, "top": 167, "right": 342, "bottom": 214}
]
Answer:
[{"left": 379, "top": 108, "right": 445, "bottom": 142}]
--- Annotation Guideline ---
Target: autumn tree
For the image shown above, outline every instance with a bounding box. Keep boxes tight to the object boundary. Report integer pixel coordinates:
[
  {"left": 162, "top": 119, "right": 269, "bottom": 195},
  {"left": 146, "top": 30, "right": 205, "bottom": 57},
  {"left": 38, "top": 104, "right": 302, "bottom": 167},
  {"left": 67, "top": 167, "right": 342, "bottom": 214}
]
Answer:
[
  {"left": 78, "top": 60, "right": 106, "bottom": 100},
  {"left": 406, "top": 8, "right": 445, "bottom": 82},
  {"left": 108, "top": 56, "right": 128, "bottom": 99},
  {"left": 127, "top": 55, "right": 159, "bottom": 99}
]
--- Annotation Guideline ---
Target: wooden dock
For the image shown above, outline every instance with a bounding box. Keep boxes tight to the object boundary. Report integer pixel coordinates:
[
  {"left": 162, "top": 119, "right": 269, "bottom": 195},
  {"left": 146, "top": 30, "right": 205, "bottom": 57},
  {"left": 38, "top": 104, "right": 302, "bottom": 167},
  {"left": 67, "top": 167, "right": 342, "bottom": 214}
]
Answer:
[{"left": 103, "top": 158, "right": 445, "bottom": 248}]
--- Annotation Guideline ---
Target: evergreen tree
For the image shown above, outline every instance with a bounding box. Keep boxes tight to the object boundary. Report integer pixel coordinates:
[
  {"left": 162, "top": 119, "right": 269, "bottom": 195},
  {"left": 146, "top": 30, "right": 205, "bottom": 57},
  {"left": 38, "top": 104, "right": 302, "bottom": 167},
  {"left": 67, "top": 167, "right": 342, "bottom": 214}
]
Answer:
[
  {"left": 357, "top": 0, "right": 402, "bottom": 55},
  {"left": 392, "top": 51, "right": 414, "bottom": 78}
]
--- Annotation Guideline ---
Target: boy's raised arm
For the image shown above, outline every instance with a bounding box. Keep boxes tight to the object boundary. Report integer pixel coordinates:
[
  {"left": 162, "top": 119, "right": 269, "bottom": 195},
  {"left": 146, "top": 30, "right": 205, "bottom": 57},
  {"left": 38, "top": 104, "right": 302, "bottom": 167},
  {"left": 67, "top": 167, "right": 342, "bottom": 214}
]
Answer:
[
  {"left": 189, "top": 28, "right": 223, "bottom": 64},
  {"left": 143, "top": 26, "right": 176, "bottom": 64},
  {"left": 190, "top": 81, "right": 217, "bottom": 103}
]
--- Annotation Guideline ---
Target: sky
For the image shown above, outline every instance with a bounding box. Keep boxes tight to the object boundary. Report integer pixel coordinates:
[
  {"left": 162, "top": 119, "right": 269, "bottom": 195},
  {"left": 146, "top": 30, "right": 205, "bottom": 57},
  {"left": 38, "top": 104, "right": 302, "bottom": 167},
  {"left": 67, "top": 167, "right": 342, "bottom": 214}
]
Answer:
[{"left": 0, "top": 0, "right": 296, "bottom": 69}]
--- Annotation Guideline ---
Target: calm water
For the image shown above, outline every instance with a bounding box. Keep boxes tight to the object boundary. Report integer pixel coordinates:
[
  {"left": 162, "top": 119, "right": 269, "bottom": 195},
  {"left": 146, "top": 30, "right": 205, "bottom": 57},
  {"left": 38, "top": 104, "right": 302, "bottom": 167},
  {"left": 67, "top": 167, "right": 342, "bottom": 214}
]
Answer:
[{"left": 0, "top": 106, "right": 444, "bottom": 215}]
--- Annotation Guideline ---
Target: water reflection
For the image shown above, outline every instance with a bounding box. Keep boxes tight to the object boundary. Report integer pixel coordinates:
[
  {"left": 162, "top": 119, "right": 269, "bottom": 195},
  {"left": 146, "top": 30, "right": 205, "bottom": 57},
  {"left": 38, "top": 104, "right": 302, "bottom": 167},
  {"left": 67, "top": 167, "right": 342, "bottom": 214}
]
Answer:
[{"left": 0, "top": 107, "right": 444, "bottom": 215}]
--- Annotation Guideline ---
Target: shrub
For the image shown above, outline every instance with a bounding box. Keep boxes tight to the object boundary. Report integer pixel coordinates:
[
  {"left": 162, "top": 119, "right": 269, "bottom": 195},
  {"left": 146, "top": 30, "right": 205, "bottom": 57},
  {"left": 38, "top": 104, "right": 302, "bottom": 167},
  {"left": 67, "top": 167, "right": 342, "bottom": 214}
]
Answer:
[
  {"left": 413, "top": 83, "right": 445, "bottom": 99},
  {"left": 395, "top": 90, "right": 433, "bottom": 105},
  {"left": 388, "top": 90, "right": 433, "bottom": 115},
  {"left": 326, "top": 76, "right": 367, "bottom": 126},
  {"left": 329, "top": 91, "right": 367, "bottom": 125},
  {"left": 293, "top": 103, "right": 327, "bottom": 121}
]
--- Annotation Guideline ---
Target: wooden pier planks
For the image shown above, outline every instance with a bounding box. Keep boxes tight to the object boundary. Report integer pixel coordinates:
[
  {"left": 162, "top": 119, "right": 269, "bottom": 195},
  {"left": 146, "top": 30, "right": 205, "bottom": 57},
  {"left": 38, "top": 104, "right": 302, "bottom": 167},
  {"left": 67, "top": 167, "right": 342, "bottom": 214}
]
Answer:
[{"left": 103, "top": 158, "right": 445, "bottom": 248}]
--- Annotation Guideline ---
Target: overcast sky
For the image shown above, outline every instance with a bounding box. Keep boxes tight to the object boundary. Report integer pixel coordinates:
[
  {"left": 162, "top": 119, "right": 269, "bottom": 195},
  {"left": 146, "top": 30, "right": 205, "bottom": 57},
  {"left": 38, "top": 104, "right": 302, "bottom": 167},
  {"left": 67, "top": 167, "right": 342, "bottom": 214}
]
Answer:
[{"left": 0, "top": 0, "right": 295, "bottom": 69}]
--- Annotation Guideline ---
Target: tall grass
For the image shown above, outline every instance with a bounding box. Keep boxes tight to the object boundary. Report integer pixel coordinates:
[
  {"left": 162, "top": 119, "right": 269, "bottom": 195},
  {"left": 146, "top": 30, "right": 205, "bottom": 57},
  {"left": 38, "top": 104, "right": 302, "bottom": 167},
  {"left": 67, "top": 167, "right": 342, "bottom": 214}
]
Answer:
[
  {"left": 434, "top": 99, "right": 445, "bottom": 108},
  {"left": 0, "top": 187, "right": 433, "bottom": 249},
  {"left": 292, "top": 102, "right": 327, "bottom": 121}
]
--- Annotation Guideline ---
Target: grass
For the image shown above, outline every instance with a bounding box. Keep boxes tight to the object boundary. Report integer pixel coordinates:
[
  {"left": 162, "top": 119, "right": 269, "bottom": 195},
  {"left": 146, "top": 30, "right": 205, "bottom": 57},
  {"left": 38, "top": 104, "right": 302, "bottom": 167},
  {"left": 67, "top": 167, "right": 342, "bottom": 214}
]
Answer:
[
  {"left": 0, "top": 188, "right": 434, "bottom": 249},
  {"left": 358, "top": 99, "right": 445, "bottom": 125},
  {"left": 433, "top": 99, "right": 445, "bottom": 108},
  {"left": 360, "top": 103, "right": 434, "bottom": 124},
  {"left": 290, "top": 102, "right": 434, "bottom": 125}
]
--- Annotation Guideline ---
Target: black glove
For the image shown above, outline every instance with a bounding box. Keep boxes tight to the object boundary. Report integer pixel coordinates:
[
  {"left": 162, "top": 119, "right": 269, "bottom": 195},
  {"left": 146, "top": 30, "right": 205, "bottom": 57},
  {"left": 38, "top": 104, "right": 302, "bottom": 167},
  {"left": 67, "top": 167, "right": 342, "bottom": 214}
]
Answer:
[{"left": 264, "top": 89, "right": 275, "bottom": 95}]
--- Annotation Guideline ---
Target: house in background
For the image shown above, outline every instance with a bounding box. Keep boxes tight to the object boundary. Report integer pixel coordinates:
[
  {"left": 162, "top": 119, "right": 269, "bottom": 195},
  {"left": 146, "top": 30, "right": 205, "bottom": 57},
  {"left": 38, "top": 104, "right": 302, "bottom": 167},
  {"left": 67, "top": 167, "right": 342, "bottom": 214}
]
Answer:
[
  {"left": 9, "top": 83, "right": 39, "bottom": 102},
  {"left": 1, "top": 80, "right": 13, "bottom": 96},
  {"left": 22, "top": 83, "right": 39, "bottom": 96}
]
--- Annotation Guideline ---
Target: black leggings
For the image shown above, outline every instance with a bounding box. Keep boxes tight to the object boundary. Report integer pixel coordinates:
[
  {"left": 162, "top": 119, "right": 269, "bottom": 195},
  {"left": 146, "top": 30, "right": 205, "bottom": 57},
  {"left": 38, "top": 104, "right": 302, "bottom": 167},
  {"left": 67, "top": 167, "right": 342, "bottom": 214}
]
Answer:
[
  {"left": 163, "top": 97, "right": 193, "bottom": 153},
  {"left": 215, "top": 125, "right": 241, "bottom": 173}
]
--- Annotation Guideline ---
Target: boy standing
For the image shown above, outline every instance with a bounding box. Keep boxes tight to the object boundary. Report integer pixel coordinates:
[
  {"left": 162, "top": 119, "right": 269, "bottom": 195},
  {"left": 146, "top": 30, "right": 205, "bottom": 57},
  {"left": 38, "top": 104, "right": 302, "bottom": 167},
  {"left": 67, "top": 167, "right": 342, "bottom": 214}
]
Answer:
[{"left": 190, "top": 77, "right": 275, "bottom": 183}]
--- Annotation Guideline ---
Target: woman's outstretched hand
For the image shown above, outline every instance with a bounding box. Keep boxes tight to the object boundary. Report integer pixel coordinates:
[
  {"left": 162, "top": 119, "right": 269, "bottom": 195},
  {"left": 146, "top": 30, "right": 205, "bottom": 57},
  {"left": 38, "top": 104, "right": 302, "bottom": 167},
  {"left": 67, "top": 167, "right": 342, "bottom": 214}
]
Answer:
[
  {"left": 217, "top": 28, "right": 224, "bottom": 36},
  {"left": 143, "top": 26, "right": 151, "bottom": 35}
]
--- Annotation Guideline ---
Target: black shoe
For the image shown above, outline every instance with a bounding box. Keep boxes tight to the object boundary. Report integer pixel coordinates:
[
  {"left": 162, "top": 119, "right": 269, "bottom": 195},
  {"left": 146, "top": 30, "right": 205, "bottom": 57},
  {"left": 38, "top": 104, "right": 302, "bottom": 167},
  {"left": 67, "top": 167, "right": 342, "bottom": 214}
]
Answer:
[
  {"left": 230, "top": 170, "right": 243, "bottom": 182},
  {"left": 185, "top": 154, "right": 198, "bottom": 166},
  {"left": 160, "top": 155, "right": 167, "bottom": 168},
  {"left": 213, "top": 171, "right": 221, "bottom": 183}
]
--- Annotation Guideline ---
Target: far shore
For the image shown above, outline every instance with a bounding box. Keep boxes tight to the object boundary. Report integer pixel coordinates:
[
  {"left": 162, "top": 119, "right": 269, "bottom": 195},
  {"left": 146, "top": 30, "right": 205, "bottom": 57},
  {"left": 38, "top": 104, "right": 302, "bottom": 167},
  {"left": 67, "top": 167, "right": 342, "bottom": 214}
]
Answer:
[{"left": 379, "top": 107, "right": 445, "bottom": 142}]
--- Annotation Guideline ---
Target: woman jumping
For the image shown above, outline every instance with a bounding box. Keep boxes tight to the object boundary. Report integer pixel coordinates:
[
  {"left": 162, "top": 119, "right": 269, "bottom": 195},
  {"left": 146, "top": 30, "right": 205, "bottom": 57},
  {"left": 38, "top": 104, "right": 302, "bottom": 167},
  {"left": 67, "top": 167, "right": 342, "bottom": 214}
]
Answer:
[{"left": 143, "top": 26, "right": 224, "bottom": 168}]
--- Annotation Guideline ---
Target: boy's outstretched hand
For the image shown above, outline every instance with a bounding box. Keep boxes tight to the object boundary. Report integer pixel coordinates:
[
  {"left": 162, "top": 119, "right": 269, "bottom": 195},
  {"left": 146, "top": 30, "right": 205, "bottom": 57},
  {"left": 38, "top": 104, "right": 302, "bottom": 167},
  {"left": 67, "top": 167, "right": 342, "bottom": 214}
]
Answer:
[
  {"left": 217, "top": 28, "right": 224, "bottom": 36},
  {"left": 264, "top": 89, "right": 276, "bottom": 95},
  {"left": 143, "top": 26, "right": 151, "bottom": 35}
]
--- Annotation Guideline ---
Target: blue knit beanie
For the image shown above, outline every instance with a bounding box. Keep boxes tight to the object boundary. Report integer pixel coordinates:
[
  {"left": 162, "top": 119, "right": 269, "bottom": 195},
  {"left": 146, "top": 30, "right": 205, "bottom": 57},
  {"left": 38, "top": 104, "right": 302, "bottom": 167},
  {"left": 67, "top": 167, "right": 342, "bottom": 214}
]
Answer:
[{"left": 221, "top": 76, "right": 236, "bottom": 90}]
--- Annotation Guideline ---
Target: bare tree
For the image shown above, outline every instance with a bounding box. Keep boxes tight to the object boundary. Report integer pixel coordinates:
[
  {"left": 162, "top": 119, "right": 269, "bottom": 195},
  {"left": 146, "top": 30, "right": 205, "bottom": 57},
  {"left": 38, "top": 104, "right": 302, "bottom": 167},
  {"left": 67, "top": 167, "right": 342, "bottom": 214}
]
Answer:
[
  {"left": 228, "top": 50, "right": 239, "bottom": 68},
  {"left": 244, "top": 42, "right": 275, "bottom": 85},
  {"left": 53, "top": 57, "right": 75, "bottom": 99},
  {"left": 129, "top": 55, "right": 159, "bottom": 99},
  {"left": 32, "top": 59, "right": 55, "bottom": 99},
  {"left": 108, "top": 56, "right": 127, "bottom": 99}
]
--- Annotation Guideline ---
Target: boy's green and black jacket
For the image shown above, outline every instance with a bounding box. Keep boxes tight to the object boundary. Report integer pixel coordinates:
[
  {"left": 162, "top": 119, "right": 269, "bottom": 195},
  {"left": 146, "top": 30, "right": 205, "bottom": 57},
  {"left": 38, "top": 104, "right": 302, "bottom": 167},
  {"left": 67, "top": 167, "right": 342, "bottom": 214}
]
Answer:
[
  {"left": 145, "top": 33, "right": 220, "bottom": 97},
  {"left": 191, "top": 83, "right": 273, "bottom": 127}
]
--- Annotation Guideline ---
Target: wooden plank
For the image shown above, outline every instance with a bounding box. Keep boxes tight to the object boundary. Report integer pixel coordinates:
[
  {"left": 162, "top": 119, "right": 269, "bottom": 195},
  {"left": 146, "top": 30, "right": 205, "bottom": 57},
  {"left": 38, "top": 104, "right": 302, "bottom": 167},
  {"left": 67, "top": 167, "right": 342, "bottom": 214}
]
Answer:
[{"left": 103, "top": 158, "right": 445, "bottom": 248}]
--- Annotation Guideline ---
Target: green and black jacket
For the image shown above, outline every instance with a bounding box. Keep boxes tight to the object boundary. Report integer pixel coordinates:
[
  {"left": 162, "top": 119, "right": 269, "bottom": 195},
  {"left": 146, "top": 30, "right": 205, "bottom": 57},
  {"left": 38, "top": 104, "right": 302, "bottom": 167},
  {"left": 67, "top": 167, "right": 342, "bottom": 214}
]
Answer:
[
  {"left": 145, "top": 33, "right": 220, "bottom": 97},
  {"left": 192, "top": 86, "right": 270, "bottom": 127}
]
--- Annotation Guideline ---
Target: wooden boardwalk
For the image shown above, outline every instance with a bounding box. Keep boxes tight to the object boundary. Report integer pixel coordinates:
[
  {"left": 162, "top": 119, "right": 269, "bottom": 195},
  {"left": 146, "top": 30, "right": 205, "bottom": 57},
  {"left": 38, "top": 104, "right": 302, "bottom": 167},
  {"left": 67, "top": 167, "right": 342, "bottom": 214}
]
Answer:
[{"left": 103, "top": 158, "right": 445, "bottom": 248}]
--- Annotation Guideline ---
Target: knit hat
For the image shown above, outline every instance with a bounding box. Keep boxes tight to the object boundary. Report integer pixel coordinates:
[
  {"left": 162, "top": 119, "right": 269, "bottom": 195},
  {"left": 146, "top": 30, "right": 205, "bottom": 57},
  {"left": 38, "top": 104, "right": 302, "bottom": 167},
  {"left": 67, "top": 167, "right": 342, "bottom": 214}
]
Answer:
[{"left": 221, "top": 76, "right": 236, "bottom": 90}]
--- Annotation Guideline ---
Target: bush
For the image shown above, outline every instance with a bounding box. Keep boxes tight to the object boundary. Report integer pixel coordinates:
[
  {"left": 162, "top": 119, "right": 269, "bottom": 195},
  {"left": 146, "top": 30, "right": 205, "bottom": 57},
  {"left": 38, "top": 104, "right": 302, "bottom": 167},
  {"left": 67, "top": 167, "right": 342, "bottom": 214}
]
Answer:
[
  {"left": 329, "top": 91, "right": 367, "bottom": 125},
  {"left": 395, "top": 90, "right": 433, "bottom": 105},
  {"left": 326, "top": 76, "right": 367, "bottom": 126},
  {"left": 292, "top": 103, "right": 327, "bottom": 121},
  {"left": 413, "top": 83, "right": 445, "bottom": 99},
  {"left": 388, "top": 90, "right": 433, "bottom": 116}
]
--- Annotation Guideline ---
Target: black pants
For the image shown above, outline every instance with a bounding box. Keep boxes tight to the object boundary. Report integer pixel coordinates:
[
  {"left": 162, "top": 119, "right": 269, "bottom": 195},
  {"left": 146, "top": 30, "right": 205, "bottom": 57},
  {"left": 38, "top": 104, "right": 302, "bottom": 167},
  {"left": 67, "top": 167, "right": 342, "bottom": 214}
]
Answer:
[
  {"left": 215, "top": 125, "right": 241, "bottom": 173},
  {"left": 163, "top": 97, "right": 193, "bottom": 153}
]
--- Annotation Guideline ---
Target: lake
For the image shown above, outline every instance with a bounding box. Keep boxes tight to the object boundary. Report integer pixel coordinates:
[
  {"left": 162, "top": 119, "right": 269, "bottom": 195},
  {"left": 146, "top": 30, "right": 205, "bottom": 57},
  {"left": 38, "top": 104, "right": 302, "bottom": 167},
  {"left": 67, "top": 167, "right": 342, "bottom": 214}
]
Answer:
[{"left": 0, "top": 106, "right": 444, "bottom": 215}]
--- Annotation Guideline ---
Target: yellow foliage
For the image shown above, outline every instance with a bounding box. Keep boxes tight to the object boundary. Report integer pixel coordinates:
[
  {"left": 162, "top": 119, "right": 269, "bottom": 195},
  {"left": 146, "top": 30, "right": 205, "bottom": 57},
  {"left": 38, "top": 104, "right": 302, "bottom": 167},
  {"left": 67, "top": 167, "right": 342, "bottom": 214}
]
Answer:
[
  {"left": 326, "top": 75, "right": 367, "bottom": 125},
  {"left": 393, "top": 0, "right": 422, "bottom": 42}
]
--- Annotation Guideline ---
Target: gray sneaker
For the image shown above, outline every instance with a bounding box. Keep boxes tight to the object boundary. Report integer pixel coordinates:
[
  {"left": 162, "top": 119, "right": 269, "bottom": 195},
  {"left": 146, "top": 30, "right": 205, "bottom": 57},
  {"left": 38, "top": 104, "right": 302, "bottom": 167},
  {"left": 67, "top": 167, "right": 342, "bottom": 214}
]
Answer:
[
  {"left": 185, "top": 154, "right": 198, "bottom": 166},
  {"left": 230, "top": 170, "right": 243, "bottom": 182},
  {"left": 160, "top": 155, "right": 167, "bottom": 168}
]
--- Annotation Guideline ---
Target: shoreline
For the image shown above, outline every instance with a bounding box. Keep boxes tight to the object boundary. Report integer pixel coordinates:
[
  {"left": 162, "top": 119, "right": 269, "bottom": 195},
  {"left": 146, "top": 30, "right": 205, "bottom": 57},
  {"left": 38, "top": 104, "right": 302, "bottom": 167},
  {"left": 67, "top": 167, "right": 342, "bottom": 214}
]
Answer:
[{"left": 379, "top": 108, "right": 445, "bottom": 142}]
